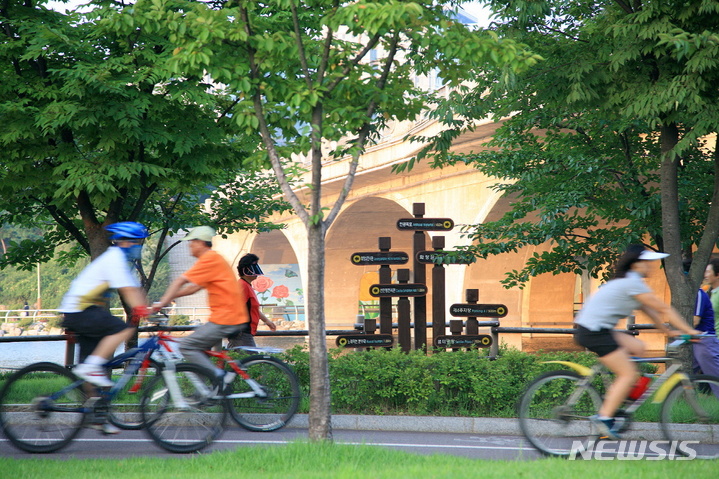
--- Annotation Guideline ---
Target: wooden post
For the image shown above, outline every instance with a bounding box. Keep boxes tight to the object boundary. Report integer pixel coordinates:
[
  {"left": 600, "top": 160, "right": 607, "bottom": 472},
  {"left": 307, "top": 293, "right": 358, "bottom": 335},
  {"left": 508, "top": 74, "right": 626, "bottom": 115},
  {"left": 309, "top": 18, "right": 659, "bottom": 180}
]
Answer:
[
  {"left": 464, "top": 289, "right": 479, "bottom": 334},
  {"left": 378, "top": 237, "right": 393, "bottom": 336},
  {"left": 464, "top": 289, "right": 479, "bottom": 352},
  {"left": 397, "top": 268, "right": 412, "bottom": 352},
  {"left": 431, "top": 236, "right": 446, "bottom": 350},
  {"left": 363, "top": 317, "right": 376, "bottom": 351},
  {"left": 412, "top": 203, "right": 427, "bottom": 352}
]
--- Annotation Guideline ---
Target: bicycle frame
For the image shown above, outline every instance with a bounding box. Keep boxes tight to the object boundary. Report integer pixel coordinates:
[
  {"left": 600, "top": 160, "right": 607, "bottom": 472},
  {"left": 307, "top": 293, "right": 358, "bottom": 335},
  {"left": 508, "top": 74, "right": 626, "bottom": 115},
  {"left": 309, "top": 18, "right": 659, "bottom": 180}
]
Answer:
[
  {"left": 543, "top": 335, "right": 707, "bottom": 413},
  {"left": 206, "top": 350, "right": 268, "bottom": 399},
  {"left": 46, "top": 329, "right": 190, "bottom": 414}
]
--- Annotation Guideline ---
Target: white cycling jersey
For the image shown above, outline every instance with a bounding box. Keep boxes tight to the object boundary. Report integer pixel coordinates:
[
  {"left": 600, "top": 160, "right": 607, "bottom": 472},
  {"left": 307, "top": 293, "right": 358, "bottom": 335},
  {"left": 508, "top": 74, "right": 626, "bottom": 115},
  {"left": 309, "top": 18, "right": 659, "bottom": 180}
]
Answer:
[{"left": 59, "top": 246, "right": 139, "bottom": 313}]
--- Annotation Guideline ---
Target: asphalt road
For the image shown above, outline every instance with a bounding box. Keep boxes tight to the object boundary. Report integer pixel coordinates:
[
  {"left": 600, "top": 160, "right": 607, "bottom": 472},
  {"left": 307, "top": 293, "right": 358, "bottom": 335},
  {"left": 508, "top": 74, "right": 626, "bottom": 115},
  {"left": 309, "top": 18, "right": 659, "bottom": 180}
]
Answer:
[
  {"left": 3, "top": 416, "right": 718, "bottom": 460},
  {"left": 0, "top": 426, "right": 544, "bottom": 461}
]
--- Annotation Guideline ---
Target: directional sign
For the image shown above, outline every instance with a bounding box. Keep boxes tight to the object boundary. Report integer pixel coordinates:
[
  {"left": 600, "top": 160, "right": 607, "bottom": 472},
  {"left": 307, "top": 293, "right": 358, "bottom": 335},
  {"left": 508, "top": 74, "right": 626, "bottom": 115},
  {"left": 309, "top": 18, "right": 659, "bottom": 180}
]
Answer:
[
  {"left": 336, "top": 334, "right": 394, "bottom": 348},
  {"left": 350, "top": 252, "right": 409, "bottom": 265},
  {"left": 449, "top": 303, "right": 508, "bottom": 318},
  {"left": 416, "top": 251, "right": 474, "bottom": 265},
  {"left": 434, "top": 335, "right": 493, "bottom": 348},
  {"left": 396, "top": 218, "right": 454, "bottom": 231},
  {"left": 369, "top": 284, "right": 428, "bottom": 297}
]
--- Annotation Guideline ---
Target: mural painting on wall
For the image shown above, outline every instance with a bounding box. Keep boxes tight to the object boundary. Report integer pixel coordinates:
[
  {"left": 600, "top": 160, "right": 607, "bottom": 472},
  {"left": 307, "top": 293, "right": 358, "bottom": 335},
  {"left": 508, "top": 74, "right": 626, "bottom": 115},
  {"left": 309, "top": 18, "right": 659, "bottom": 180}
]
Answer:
[{"left": 253, "top": 264, "right": 304, "bottom": 308}]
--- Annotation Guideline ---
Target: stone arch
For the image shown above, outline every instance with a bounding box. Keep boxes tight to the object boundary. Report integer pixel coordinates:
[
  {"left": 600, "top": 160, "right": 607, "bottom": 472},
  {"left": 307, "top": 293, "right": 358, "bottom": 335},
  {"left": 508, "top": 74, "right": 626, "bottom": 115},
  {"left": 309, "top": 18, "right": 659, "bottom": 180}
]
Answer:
[{"left": 325, "top": 197, "right": 431, "bottom": 328}]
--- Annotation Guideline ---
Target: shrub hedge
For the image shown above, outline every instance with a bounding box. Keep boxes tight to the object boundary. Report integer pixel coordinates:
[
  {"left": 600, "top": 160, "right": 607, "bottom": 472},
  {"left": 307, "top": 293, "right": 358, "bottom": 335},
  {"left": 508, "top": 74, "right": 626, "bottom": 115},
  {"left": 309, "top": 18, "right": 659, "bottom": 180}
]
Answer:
[{"left": 278, "top": 344, "right": 651, "bottom": 418}]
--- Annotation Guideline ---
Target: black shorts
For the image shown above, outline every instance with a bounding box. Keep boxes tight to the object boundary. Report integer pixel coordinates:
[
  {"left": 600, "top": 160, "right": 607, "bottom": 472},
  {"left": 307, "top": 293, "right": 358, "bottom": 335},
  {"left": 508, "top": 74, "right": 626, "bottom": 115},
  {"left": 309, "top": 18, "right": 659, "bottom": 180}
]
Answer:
[
  {"left": 62, "top": 306, "right": 131, "bottom": 362},
  {"left": 574, "top": 325, "right": 619, "bottom": 357}
]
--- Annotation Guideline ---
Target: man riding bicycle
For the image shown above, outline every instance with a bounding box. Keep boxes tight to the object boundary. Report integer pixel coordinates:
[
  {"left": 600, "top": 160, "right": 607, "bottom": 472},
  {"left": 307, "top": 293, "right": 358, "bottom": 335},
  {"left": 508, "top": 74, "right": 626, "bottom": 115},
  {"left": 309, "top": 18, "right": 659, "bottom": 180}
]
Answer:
[
  {"left": 152, "top": 226, "right": 249, "bottom": 384},
  {"left": 60, "top": 221, "right": 151, "bottom": 388}
]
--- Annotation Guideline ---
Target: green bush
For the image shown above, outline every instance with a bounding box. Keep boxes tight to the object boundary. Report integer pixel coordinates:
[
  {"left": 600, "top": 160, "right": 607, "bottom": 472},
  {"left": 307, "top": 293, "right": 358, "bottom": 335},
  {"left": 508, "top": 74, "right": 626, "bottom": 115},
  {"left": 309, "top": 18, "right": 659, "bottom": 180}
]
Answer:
[
  {"left": 168, "top": 314, "right": 191, "bottom": 326},
  {"left": 277, "top": 344, "right": 651, "bottom": 418}
]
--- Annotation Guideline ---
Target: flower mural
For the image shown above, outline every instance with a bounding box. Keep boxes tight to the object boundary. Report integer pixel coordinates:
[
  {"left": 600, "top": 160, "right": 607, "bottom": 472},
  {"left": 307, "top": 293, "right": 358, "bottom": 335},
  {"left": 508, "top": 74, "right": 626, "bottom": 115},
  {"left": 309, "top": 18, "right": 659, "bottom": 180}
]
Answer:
[
  {"left": 252, "top": 276, "right": 274, "bottom": 294},
  {"left": 272, "top": 285, "right": 290, "bottom": 300},
  {"left": 251, "top": 264, "right": 303, "bottom": 308}
]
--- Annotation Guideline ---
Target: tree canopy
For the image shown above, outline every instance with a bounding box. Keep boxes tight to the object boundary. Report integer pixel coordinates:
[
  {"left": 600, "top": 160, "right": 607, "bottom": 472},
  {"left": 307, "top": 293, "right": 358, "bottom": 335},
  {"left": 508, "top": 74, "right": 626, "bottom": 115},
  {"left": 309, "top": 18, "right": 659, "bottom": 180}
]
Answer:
[
  {"left": 423, "top": 0, "right": 719, "bottom": 315},
  {"left": 0, "top": 0, "right": 290, "bottom": 291}
]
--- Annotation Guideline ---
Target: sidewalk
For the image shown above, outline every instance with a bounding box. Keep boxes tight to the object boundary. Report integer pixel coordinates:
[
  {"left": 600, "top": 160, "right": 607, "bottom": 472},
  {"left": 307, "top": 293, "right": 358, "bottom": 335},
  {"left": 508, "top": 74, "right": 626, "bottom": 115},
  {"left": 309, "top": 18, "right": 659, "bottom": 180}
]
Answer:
[{"left": 287, "top": 414, "right": 719, "bottom": 442}]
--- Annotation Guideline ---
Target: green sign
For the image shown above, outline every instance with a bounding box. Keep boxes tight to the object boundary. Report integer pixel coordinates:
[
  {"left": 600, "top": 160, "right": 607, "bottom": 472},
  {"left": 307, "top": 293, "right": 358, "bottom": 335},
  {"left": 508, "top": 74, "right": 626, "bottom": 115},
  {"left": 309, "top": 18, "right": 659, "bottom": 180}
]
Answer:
[{"left": 416, "top": 251, "right": 474, "bottom": 265}]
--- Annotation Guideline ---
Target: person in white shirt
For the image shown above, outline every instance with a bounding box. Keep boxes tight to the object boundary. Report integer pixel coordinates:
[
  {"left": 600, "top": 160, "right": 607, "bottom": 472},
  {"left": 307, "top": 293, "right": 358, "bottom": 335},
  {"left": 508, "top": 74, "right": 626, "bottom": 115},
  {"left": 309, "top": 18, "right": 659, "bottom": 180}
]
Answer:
[
  {"left": 60, "top": 222, "right": 150, "bottom": 388},
  {"left": 574, "top": 244, "right": 698, "bottom": 439}
]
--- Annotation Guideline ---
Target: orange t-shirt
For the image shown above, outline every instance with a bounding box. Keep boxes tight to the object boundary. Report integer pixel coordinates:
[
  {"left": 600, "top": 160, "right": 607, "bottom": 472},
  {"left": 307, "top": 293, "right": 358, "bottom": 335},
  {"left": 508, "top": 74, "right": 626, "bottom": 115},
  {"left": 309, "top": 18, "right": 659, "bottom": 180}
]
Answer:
[{"left": 183, "top": 250, "right": 248, "bottom": 325}]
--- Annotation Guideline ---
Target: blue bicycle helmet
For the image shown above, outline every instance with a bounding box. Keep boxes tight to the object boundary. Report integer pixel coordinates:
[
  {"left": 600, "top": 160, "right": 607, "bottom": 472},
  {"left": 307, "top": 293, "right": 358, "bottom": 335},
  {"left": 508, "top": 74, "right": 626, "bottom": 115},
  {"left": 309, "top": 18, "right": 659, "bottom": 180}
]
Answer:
[{"left": 105, "top": 221, "right": 150, "bottom": 240}]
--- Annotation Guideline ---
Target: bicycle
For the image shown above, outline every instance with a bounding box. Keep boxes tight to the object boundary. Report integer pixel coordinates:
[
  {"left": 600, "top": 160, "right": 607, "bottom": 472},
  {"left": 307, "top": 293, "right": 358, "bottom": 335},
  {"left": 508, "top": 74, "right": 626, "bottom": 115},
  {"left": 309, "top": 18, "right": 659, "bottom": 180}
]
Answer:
[
  {"left": 0, "top": 321, "right": 224, "bottom": 454},
  {"left": 518, "top": 334, "right": 719, "bottom": 458},
  {"left": 136, "top": 317, "right": 300, "bottom": 433},
  {"left": 124, "top": 318, "right": 300, "bottom": 451},
  {"left": 206, "top": 345, "right": 301, "bottom": 432}
]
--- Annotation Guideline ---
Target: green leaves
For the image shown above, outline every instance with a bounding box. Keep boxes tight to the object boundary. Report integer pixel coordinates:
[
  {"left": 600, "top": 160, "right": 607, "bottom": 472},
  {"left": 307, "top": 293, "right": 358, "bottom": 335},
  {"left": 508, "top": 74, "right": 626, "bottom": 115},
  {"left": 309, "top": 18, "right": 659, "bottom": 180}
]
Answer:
[{"left": 418, "top": 0, "right": 719, "bottom": 289}]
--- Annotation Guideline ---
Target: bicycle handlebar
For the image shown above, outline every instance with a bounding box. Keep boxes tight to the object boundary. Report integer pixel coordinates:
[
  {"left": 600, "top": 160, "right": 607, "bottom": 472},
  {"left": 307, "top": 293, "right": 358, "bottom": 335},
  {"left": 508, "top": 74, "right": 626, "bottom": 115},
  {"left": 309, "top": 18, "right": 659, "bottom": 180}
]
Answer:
[{"left": 667, "top": 333, "right": 716, "bottom": 349}]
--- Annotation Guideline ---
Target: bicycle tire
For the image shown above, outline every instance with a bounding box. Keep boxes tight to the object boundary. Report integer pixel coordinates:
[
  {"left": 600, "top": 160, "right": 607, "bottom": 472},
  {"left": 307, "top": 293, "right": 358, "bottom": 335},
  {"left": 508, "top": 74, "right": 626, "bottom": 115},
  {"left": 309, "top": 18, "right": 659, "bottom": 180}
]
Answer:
[
  {"left": 0, "top": 362, "right": 87, "bottom": 453},
  {"left": 660, "top": 374, "right": 719, "bottom": 459},
  {"left": 227, "top": 355, "right": 301, "bottom": 432},
  {"left": 141, "top": 362, "right": 226, "bottom": 453},
  {"left": 518, "top": 370, "right": 602, "bottom": 457},
  {"left": 107, "top": 357, "right": 162, "bottom": 430}
]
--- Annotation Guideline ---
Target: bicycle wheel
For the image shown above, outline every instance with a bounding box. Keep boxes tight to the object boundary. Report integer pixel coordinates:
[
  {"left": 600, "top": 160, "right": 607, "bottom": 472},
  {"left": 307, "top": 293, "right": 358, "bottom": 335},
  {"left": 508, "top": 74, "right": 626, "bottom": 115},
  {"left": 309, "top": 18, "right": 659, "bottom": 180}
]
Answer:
[
  {"left": 518, "top": 370, "right": 602, "bottom": 457},
  {"left": 141, "top": 362, "right": 226, "bottom": 453},
  {"left": 107, "top": 357, "right": 162, "bottom": 430},
  {"left": 0, "top": 362, "right": 87, "bottom": 453},
  {"left": 661, "top": 374, "right": 719, "bottom": 459},
  {"left": 228, "top": 355, "right": 300, "bottom": 432}
]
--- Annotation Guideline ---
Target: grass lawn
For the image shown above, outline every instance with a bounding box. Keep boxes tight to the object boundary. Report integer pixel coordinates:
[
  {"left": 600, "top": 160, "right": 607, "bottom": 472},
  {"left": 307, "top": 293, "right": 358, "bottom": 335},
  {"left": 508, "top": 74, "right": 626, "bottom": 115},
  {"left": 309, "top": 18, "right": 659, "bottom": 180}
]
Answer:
[{"left": 1, "top": 441, "right": 717, "bottom": 479}]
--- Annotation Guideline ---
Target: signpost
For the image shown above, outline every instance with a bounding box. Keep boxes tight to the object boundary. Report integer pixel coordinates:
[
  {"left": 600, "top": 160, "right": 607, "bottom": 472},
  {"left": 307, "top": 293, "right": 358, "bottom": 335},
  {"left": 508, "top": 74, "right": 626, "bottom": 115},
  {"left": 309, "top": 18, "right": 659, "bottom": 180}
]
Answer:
[
  {"left": 416, "top": 251, "right": 473, "bottom": 265},
  {"left": 350, "top": 252, "right": 409, "bottom": 265},
  {"left": 369, "top": 284, "right": 428, "bottom": 297},
  {"left": 434, "top": 334, "right": 493, "bottom": 348},
  {"left": 397, "top": 218, "right": 454, "bottom": 231},
  {"left": 336, "top": 334, "right": 394, "bottom": 348},
  {"left": 449, "top": 303, "right": 508, "bottom": 318}
]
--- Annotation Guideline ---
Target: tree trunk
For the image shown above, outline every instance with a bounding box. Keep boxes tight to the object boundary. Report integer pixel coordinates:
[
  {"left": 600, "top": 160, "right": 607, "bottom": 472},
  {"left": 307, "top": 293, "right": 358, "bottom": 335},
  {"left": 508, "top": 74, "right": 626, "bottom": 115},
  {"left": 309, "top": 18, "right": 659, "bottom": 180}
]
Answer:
[
  {"left": 659, "top": 123, "right": 695, "bottom": 367},
  {"left": 306, "top": 221, "right": 332, "bottom": 441},
  {"left": 659, "top": 123, "right": 695, "bottom": 319}
]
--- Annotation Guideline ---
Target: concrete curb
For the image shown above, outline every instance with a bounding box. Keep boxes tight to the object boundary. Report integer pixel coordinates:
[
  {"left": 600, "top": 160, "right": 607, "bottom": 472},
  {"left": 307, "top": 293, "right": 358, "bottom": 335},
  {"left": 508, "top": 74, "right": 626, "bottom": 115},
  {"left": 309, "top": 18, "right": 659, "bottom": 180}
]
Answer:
[{"left": 287, "top": 414, "right": 719, "bottom": 442}]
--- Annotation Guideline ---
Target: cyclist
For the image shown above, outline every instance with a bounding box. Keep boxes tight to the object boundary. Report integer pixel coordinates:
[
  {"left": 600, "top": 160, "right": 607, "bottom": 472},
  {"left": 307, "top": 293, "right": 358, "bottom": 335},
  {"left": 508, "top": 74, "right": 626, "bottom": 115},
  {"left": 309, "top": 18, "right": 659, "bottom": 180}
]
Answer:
[
  {"left": 152, "top": 226, "right": 249, "bottom": 385},
  {"left": 60, "top": 221, "right": 151, "bottom": 389},
  {"left": 574, "top": 244, "right": 699, "bottom": 439},
  {"left": 227, "top": 253, "right": 277, "bottom": 349}
]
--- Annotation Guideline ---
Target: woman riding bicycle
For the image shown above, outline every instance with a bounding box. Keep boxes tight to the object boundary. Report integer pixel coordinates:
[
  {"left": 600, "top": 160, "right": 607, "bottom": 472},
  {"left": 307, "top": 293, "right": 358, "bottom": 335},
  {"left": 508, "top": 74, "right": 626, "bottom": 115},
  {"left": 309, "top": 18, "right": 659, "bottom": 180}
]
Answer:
[{"left": 574, "top": 244, "right": 699, "bottom": 439}]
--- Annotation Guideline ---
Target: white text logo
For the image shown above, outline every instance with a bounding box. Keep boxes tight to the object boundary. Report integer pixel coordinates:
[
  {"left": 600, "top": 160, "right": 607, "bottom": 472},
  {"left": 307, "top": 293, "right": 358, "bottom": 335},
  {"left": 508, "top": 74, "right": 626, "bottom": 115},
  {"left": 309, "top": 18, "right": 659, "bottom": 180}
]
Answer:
[{"left": 568, "top": 440, "right": 699, "bottom": 460}]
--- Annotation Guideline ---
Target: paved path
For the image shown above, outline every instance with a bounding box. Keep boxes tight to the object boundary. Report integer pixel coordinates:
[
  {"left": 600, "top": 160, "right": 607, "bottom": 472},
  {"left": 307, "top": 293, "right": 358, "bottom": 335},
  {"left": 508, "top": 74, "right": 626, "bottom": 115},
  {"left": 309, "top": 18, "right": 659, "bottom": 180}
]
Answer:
[{"left": 2, "top": 415, "right": 718, "bottom": 460}]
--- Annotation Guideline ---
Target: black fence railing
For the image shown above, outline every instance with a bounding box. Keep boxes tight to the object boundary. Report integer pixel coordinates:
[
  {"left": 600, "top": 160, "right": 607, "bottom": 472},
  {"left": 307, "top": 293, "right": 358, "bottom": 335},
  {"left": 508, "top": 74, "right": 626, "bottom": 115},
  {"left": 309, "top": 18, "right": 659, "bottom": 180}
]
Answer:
[{"left": 0, "top": 320, "right": 653, "bottom": 369}]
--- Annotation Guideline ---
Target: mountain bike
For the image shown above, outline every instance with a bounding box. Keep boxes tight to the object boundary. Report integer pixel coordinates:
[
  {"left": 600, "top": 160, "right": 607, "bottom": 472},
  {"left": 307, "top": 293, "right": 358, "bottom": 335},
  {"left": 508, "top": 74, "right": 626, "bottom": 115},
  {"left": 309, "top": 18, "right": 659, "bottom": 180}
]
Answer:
[
  {"left": 0, "top": 322, "right": 223, "bottom": 454},
  {"left": 518, "top": 334, "right": 719, "bottom": 458}
]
